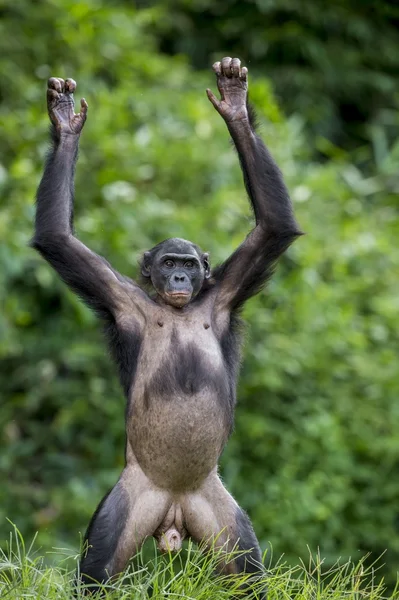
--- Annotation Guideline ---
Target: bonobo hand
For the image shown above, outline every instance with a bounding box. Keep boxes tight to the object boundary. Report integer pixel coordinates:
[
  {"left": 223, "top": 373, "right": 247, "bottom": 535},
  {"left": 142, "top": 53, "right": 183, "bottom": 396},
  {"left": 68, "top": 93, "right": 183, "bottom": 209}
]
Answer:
[
  {"left": 47, "top": 77, "right": 87, "bottom": 139},
  {"left": 207, "top": 57, "right": 248, "bottom": 123}
]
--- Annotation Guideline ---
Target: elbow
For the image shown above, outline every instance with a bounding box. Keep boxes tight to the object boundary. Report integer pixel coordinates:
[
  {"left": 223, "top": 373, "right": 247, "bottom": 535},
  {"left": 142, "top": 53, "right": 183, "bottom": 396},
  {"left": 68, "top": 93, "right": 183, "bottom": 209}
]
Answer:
[
  {"left": 282, "top": 228, "right": 305, "bottom": 242},
  {"left": 252, "top": 224, "right": 303, "bottom": 260},
  {"left": 256, "top": 223, "right": 304, "bottom": 242},
  {"left": 30, "top": 235, "right": 51, "bottom": 260},
  {"left": 30, "top": 235, "right": 44, "bottom": 251},
  {"left": 31, "top": 233, "right": 71, "bottom": 256}
]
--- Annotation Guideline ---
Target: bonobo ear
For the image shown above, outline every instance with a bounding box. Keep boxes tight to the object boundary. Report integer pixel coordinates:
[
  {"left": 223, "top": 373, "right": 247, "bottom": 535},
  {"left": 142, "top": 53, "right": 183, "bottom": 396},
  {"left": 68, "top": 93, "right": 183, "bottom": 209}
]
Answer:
[
  {"left": 141, "top": 251, "right": 152, "bottom": 278},
  {"left": 202, "top": 252, "right": 211, "bottom": 279}
]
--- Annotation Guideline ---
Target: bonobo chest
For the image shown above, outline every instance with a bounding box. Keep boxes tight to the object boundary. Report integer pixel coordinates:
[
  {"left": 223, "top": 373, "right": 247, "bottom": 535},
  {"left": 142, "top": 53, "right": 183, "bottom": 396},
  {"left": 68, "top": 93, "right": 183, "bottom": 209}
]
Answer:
[{"left": 136, "top": 305, "right": 225, "bottom": 398}]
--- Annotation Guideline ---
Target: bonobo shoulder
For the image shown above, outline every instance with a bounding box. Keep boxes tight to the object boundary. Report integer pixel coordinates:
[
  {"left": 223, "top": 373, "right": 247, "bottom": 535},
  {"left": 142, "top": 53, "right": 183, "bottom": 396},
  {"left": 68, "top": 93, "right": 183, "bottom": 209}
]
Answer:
[{"left": 114, "top": 279, "right": 157, "bottom": 326}]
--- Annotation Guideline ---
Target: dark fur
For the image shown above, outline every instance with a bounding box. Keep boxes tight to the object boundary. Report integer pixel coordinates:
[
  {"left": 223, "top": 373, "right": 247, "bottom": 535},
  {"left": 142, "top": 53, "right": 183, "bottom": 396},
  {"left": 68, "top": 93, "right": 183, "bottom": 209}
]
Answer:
[
  {"left": 79, "top": 481, "right": 129, "bottom": 592},
  {"left": 235, "top": 507, "right": 266, "bottom": 599},
  {"left": 235, "top": 507, "right": 264, "bottom": 574},
  {"left": 219, "top": 313, "right": 244, "bottom": 417},
  {"left": 105, "top": 322, "right": 143, "bottom": 398}
]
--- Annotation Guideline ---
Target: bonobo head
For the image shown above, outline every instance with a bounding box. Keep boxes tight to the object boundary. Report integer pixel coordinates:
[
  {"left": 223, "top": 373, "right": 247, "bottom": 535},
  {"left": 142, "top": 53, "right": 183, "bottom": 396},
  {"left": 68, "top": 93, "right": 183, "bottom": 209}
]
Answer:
[{"left": 140, "top": 238, "right": 211, "bottom": 308}]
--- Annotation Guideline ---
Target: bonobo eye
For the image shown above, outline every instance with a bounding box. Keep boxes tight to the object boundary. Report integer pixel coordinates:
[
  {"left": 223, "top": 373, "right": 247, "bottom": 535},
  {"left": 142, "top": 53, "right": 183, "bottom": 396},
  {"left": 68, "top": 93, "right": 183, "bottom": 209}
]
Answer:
[
  {"left": 164, "top": 259, "right": 175, "bottom": 268},
  {"left": 184, "top": 261, "right": 194, "bottom": 269}
]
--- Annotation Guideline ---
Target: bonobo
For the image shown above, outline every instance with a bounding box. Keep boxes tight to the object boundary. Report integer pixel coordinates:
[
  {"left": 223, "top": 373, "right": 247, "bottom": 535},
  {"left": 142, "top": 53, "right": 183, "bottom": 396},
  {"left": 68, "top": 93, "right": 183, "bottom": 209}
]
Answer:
[{"left": 33, "top": 57, "right": 301, "bottom": 594}]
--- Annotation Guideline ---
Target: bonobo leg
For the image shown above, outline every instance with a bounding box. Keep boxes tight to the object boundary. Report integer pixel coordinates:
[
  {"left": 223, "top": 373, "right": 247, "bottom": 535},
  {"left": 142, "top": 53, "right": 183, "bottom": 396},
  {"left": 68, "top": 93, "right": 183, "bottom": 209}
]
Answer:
[
  {"left": 79, "top": 463, "right": 170, "bottom": 592},
  {"left": 182, "top": 472, "right": 266, "bottom": 598}
]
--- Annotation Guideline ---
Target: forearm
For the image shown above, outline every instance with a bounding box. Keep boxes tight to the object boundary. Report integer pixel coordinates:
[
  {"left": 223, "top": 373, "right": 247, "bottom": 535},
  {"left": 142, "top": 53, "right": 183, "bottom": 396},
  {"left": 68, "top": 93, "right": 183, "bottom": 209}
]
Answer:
[
  {"left": 31, "top": 77, "right": 132, "bottom": 317},
  {"left": 34, "top": 131, "right": 80, "bottom": 239},
  {"left": 227, "top": 116, "right": 299, "bottom": 233}
]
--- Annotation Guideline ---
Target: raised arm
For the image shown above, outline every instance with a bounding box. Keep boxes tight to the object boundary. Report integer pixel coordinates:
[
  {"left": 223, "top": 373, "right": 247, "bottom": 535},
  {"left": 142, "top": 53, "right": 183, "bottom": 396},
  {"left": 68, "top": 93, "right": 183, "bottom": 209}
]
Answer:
[
  {"left": 207, "top": 58, "right": 302, "bottom": 313},
  {"left": 32, "top": 77, "right": 137, "bottom": 320}
]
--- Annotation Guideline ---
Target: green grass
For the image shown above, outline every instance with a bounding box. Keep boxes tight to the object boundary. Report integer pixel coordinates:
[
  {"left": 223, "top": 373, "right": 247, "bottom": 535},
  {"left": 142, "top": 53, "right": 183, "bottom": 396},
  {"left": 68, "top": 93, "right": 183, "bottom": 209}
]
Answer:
[{"left": 0, "top": 526, "right": 397, "bottom": 599}]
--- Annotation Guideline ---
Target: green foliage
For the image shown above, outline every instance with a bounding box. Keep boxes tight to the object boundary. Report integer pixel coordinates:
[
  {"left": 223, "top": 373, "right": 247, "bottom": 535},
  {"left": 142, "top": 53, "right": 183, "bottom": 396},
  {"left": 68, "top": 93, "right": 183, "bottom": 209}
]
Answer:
[
  {"left": 145, "top": 0, "right": 399, "bottom": 154},
  {"left": 1, "top": 0, "right": 399, "bottom": 591}
]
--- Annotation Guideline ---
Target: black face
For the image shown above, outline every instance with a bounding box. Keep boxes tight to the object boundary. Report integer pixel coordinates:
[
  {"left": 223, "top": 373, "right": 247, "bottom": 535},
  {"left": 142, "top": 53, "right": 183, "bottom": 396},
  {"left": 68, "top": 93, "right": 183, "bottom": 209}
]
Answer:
[{"left": 141, "top": 238, "right": 211, "bottom": 308}]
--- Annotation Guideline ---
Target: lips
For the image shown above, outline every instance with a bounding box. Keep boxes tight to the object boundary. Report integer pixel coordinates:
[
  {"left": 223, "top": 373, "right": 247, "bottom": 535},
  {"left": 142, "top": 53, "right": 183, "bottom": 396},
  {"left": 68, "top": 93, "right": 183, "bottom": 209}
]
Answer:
[
  {"left": 166, "top": 291, "right": 191, "bottom": 297},
  {"left": 165, "top": 291, "right": 192, "bottom": 306}
]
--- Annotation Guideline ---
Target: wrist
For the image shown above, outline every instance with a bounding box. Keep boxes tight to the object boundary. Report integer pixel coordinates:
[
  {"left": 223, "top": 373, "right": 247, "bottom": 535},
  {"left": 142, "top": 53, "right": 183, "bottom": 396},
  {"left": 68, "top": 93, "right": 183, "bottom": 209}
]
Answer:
[
  {"left": 54, "top": 132, "right": 81, "bottom": 151},
  {"left": 226, "top": 116, "right": 254, "bottom": 137},
  {"left": 51, "top": 123, "right": 80, "bottom": 143}
]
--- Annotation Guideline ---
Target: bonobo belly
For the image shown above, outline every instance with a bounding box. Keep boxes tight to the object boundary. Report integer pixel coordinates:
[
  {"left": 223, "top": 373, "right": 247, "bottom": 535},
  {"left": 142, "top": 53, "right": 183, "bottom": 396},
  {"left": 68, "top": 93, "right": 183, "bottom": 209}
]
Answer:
[
  {"left": 126, "top": 318, "right": 232, "bottom": 490},
  {"left": 129, "top": 389, "right": 228, "bottom": 491}
]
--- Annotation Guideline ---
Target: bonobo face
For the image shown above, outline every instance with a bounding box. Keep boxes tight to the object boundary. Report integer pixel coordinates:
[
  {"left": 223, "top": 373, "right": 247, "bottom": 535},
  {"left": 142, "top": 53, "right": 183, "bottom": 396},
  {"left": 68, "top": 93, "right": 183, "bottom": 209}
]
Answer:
[{"left": 141, "top": 238, "right": 210, "bottom": 308}]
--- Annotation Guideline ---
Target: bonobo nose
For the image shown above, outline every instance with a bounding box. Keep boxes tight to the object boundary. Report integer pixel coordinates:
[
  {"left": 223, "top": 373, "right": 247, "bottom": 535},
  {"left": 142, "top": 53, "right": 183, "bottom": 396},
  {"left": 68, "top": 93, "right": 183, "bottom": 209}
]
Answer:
[{"left": 173, "top": 273, "right": 187, "bottom": 282}]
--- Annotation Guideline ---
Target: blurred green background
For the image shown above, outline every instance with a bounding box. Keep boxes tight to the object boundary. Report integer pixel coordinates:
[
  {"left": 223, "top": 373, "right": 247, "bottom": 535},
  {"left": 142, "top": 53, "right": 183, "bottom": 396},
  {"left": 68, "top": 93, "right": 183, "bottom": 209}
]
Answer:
[{"left": 1, "top": 0, "right": 399, "bottom": 586}]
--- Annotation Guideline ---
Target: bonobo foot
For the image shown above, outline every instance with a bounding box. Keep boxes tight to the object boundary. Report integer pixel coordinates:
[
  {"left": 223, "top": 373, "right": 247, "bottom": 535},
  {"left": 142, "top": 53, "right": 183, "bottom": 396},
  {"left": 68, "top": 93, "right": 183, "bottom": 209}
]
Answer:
[
  {"left": 207, "top": 57, "right": 248, "bottom": 123},
  {"left": 47, "top": 77, "right": 88, "bottom": 138}
]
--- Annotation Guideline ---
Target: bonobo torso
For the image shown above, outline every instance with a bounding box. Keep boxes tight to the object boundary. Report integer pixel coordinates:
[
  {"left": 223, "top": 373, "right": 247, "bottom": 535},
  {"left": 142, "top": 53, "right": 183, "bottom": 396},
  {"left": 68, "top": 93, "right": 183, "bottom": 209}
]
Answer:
[{"left": 116, "top": 294, "right": 237, "bottom": 492}]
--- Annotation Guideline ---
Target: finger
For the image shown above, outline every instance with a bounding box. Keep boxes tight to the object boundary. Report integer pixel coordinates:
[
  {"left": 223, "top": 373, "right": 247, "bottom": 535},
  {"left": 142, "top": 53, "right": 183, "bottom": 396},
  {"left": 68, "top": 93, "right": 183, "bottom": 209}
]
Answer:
[
  {"left": 80, "top": 98, "right": 88, "bottom": 117},
  {"left": 231, "top": 58, "right": 241, "bottom": 77},
  {"left": 47, "top": 88, "right": 59, "bottom": 104},
  {"left": 206, "top": 89, "right": 220, "bottom": 111},
  {"left": 212, "top": 61, "right": 221, "bottom": 77},
  {"left": 240, "top": 66, "right": 248, "bottom": 81},
  {"left": 48, "top": 77, "right": 63, "bottom": 93},
  {"left": 221, "top": 57, "right": 232, "bottom": 77},
  {"left": 65, "top": 78, "right": 77, "bottom": 94}
]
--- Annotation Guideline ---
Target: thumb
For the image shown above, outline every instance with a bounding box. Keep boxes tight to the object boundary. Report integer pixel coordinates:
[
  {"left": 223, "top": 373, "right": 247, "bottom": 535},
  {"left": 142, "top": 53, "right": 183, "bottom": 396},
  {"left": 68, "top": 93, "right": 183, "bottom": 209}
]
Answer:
[
  {"left": 206, "top": 88, "right": 220, "bottom": 112},
  {"left": 80, "top": 98, "right": 88, "bottom": 118}
]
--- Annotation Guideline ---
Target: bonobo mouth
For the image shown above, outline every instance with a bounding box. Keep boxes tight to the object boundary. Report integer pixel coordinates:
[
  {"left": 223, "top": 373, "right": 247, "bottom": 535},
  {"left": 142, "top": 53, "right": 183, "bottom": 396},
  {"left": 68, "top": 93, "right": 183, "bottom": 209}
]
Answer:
[
  {"left": 165, "top": 291, "right": 192, "bottom": 307},
  {"left": 166, "top": 291, "right": 191, "bottom": 297}
]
